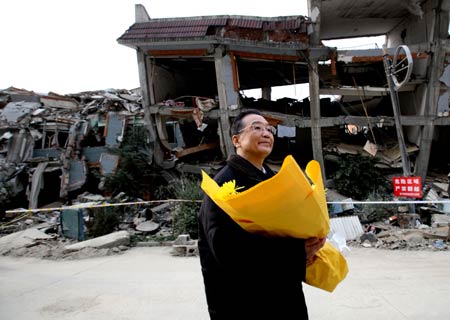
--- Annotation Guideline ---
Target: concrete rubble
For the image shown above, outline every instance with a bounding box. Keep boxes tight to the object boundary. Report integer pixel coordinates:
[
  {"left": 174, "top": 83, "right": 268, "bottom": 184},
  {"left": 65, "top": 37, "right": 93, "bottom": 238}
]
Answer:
[
  {"left": 1, "top": 183, "right": 449, "bottom": 260},
  {"left": 0, "top": 85, "right": 208, "bottom": 258},
  {"left": 2, "top": 3, "right": 450, "bottom": 261},
  {"left": 349, "top": 205, "right": 450, "bottom": 251},
  {"left": 171, "top": 234, "right": 198, "bottom": 257},
  {"left": 0, "top": 89, "right": 449, "bottom": 257},
  {"left": 351, "top": 223, "right": 450, "bottom": 251},
  {"left": 0, "top": 224, "right": 54, "bottom": 254},
  {"left": 64, "top": 230, "right": 130, "bottom": 252},
  {"left": 2, "top": 85, "right": 448, "bottom": 212},
  {"left": 0, "top": 86, "right": 145, "bottom": 213},
  {"left": 0, "top": 190, "right": 185, "bottom": 259},
  {"left": 0, "top": 215, "right": 133, "bottom": 260}
]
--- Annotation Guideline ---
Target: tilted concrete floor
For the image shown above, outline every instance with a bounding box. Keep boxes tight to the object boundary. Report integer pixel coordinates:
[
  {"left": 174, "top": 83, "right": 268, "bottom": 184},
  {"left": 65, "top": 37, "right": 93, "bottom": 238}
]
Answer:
[{"left": 0, "top": 246, "right": 449, "bottom": 320}]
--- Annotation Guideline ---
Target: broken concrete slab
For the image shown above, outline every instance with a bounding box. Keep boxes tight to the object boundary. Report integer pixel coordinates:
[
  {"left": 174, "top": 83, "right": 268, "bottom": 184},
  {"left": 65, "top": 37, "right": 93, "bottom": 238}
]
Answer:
[
  {"left": 171, "top": 234, "right": 198, "bottom": 256},
  {"left": 431, "top": 213, "right": 450, "bottom": 228},
  {"left": 0, "top": 101, "right": 41, "bottom": 123},
  {"left": 151, "top": 202, "right": 174, "bottom": 212},
  {"left": 64, "top": 230, "right": 130, "bottom": 252},
  {"left": 135, "top": 220, "right": 159, "bottom": 233},
  {"left": 423, "top": 226, "right": 450, "bottom": 240},
  {"left": 1, "top": 87, "right": 146, "bottom": 210},
  {"left": 40, "top": 95, "right": 79, "bottom": 110},
  {"left": 0, "top": 227, "right": 54, "bottom": 254}
]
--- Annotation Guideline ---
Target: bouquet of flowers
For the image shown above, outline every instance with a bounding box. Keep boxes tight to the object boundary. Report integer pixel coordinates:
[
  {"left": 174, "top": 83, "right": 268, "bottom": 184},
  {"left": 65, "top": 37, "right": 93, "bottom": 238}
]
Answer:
[{"left": 201, "top": 155, "right": 348, "bottom": 292}]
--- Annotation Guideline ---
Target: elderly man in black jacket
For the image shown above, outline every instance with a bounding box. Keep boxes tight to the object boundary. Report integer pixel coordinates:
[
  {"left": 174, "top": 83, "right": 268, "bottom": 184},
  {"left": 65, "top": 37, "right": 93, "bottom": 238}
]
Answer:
[{"left": 198, "top": 109, "right": 325, "bottom": 319}]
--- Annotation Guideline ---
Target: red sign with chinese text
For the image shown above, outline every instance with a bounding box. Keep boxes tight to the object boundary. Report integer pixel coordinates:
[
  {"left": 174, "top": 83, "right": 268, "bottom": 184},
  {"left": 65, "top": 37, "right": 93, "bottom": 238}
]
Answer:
[{"left": 392, "top": 176, "right": 422, "bottom": 198}]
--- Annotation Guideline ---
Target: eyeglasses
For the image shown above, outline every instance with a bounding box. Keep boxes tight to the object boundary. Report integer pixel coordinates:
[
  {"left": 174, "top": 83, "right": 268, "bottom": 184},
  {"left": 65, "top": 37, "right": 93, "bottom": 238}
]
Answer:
[{"left": 238, "top": 121, "right": 277, "bottom": 135}]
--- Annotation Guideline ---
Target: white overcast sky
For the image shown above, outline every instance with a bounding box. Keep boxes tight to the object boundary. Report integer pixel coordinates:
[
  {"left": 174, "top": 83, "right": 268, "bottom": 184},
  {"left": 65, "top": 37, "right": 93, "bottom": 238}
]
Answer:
[{"left": 0, "top": 0, "right": 384, "bottom": 97}]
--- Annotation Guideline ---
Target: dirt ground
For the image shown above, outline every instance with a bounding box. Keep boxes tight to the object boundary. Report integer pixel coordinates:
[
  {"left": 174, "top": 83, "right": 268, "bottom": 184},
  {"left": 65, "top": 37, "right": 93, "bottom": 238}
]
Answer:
[
  {"left": 1, "top": 246, "right": 450, "bottom": 320},
  {"left": 1, "top": 224, "right": 448, "bottom": 261}
]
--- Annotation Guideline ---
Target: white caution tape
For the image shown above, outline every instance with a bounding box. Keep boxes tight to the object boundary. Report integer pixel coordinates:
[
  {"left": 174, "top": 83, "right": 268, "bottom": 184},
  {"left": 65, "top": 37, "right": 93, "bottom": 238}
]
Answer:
[
  {"left": 6, "top": 199, "right": 450, "bottom": 215},
  {"left": 4, "top": 199, "right": 203, "bottom": 214}
]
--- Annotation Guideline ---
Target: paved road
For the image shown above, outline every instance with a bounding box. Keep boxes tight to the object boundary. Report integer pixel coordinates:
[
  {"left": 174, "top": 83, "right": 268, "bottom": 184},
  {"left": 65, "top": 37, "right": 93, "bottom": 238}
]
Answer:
[{"left": 1, "top": 246, "right": 449, "bottom": 320}]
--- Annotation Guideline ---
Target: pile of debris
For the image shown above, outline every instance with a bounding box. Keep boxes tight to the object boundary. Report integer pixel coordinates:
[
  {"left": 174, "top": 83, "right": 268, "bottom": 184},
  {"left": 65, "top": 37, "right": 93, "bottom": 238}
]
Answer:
[
  {"left": 350, "top": 222, "right": 450, "bottom": 251},
  {"left": 347, "top": 206, "right": 450, "bottom": 251},
  {"left": 0, "top": 191, "right": 190, "bottom": 259},
  {"left": 2, "top": 190, "right": 449, "bottom": 261},
  {"left": 0, "top": 225, "right": 131, "bottom": 260},
  {"left": 2, "top": 86, "right": 449, "bottom": 259},
  {"left": 0, "top": 86, "right": 145, "bottom": 214}
]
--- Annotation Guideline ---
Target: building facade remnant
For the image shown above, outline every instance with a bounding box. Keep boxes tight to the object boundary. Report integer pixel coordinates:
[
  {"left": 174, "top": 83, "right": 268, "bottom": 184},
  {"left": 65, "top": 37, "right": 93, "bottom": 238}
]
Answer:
[{"left": 117, "top": 1, "right": 450, "bottom": 183}]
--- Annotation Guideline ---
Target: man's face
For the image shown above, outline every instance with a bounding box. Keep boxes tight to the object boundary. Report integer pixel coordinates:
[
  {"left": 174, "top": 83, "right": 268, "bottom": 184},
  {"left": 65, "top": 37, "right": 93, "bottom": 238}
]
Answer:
[{"left": 232, "top": 114, "right": 274, "bottom": 162}]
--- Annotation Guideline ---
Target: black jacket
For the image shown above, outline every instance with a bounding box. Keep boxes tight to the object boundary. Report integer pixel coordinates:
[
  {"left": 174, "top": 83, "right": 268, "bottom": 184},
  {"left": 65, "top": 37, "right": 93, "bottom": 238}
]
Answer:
[{"left": 198, "top": 155, "right": 308, "bottom": 320}]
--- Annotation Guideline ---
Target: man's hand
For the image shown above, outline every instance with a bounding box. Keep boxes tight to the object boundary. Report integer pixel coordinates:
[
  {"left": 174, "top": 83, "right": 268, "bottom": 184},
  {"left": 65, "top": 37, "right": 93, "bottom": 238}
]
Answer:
[{"left": 305, "top": 237, "right": 326, "bottom": 265}]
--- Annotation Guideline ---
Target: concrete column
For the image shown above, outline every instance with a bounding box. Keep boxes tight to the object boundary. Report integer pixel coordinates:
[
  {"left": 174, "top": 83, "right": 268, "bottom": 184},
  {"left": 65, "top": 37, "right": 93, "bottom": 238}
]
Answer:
[
  {"left": 308, "top": 60, "right": 326, "bottom": 179},
  {"left": 6, "top": 129, "right": 28, "bottom": 163},
  {"left": 214, "top": 48, "right": 238, "bottom": 157},
  {"left": 308, "top": 0, "right": 326, "bottom": 178},
  {"left": 308, "top": 0, "right": 321, "bottom": 45},
  {"left": 137, "top": 48, "right": 164, "bottom": 166},
  {"left": 137, "top": 48, "right": 153, "bottom": 106},
  {"left": 133, "top": 4, "right": 165, "bottom": 165},
  {"left": 416, "top": 41, "right": 446, "bottom": 180},
  {"left": 262, "top": 87, "right": 271, "bottom": 100},
  {"left": 415, "top": 3, "right": 448, "bottom": 179}
]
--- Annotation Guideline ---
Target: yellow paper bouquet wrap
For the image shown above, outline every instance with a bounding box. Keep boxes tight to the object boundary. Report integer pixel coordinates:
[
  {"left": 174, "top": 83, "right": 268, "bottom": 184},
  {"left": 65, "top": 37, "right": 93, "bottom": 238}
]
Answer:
[{"left": 201, "top": 155, "right": 348, "bottom": 292}]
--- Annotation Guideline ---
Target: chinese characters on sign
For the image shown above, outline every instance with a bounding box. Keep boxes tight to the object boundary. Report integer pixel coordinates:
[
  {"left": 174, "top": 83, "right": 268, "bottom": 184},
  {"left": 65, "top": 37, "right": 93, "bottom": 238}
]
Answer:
[{"left": 392, "top": 176, "right": 422, "bottom": 198}]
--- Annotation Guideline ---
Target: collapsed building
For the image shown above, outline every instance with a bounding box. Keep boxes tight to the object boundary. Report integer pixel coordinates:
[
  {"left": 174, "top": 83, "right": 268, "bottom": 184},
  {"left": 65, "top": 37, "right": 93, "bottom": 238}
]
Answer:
[
  {"left": 0, "top": 87, "right": 145, "bottom": 211},
  {"left": 116, "top": 0, "right": 450, "bottom": 180},
  {"left": 1, "top": 0, "right": 450, "bottom": 213}
]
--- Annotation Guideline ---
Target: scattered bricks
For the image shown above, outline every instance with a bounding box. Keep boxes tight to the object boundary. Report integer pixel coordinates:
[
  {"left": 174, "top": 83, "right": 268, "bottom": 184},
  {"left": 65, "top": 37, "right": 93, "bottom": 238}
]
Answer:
[
  {"left": 172, "top": 234, "right": 198, "bottom": 256},
  {"left": 360, "top": 232, "right": 377, "bottom": 243},
  {"left": 171, "top": 242, "right": 198, "bottom": 257},
  {"left": 185, "top": 244, "right": 198, "bottom": 256},
  {"left": 397, "top": 213, "right": 420, "bottom": 229},
  {"left": 173, "top": 234, "right": 191, "bottom": 245}
]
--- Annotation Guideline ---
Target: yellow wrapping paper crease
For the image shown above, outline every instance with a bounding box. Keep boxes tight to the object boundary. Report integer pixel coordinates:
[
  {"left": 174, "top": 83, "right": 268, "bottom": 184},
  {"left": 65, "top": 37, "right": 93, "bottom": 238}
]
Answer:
[
  {"left": 305, "top": 242, "right": 349, "bottom": 292},
  {"left": 201, "top": 155, "right": 348, "bottom": 292},
  {"left": 201, "top": 155, "right": 329, "bottom": 238}
]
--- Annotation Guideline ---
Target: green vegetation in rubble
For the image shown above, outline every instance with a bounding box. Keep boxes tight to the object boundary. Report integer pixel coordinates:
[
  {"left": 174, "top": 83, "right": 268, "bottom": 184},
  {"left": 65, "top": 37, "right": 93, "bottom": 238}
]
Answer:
[
  {"left": 0, "top": 183, "right": 13, "bottom": 212},
  {"left": 102, "top": 126, "right": 154, "bottom": 199},
  {"left": 158, "top": 175, "right": 203, "bottom": 240},
  {"left": 88, "top": 206, "right": 121, "bottom": 238},
  {"left": 356, "top": 191, "right": 397, "bottom": 223},
  {"left": 333, "top": 154, "right": 389, "bottom": 200}
]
